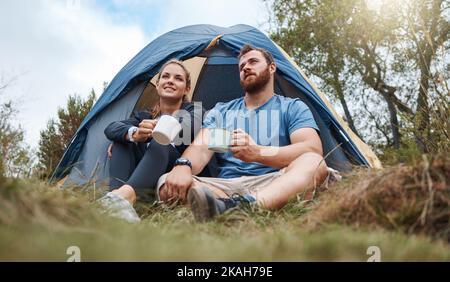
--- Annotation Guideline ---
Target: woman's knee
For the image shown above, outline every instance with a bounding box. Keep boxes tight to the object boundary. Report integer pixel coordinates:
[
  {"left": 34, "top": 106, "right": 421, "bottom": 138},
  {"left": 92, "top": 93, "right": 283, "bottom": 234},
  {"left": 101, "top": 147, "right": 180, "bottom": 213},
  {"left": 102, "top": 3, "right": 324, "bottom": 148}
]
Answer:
[
  {"left": 146, "top": 139, "right": 175, "bottom": 157},
  {"left": 110, "top": 141, "right": 134, "bottom": 160}
]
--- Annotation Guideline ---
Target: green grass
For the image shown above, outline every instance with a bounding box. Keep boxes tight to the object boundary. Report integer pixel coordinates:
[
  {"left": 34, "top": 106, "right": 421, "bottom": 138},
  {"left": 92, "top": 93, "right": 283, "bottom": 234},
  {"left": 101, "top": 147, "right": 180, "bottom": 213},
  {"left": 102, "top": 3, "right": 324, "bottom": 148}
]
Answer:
[{"left": 0, "top": 178, "right": 449, "bottom": 261}]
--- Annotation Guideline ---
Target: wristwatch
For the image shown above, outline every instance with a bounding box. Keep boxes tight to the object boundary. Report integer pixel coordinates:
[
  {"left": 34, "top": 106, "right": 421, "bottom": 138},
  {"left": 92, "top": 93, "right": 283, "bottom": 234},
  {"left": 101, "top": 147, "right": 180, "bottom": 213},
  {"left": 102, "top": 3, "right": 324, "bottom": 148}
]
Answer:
[
  {"left": 128, "top": 126, "right": 138, "bottom": 142},
  {"left": 174, "top": 157, "right": 192, "bottom": 169}
]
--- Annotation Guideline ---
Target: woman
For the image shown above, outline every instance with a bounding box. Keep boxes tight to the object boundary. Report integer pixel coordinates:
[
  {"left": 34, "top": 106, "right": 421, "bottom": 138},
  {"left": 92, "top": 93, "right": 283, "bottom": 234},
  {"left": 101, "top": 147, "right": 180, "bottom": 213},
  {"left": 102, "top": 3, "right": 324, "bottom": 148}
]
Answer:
[{"left": 100, "top": 59, "right": 203, "bottom": 222}]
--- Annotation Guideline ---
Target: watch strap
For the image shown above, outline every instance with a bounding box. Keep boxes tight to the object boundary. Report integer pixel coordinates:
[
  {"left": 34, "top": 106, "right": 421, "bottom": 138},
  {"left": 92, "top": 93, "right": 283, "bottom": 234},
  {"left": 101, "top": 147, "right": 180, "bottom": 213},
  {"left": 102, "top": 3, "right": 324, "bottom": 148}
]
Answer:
[{"left": 174, "top": 158, "right": 192, "bottom": 169}]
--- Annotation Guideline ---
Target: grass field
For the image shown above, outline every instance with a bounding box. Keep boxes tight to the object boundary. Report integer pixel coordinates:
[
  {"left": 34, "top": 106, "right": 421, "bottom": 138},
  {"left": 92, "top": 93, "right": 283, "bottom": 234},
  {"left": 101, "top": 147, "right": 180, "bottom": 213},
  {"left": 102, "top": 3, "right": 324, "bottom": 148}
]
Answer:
[{"left": 0, "top": 155, "right": 449, "bottom": 261}]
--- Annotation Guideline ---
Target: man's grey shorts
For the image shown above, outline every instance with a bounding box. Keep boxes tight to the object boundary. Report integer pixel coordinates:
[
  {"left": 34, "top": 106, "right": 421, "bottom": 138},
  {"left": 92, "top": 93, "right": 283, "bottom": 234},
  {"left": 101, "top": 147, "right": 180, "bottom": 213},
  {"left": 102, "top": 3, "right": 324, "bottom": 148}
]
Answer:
[{"left": 156, "top": 169, "right": 285, "bottom": 201}]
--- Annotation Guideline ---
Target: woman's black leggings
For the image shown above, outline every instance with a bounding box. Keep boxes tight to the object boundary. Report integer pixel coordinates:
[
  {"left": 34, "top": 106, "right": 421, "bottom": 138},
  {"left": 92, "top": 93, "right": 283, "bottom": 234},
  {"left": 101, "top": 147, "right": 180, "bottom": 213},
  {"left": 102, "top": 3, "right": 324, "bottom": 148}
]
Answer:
[{"left": 108, "top": 139, "right": 181, "bottom": 200}]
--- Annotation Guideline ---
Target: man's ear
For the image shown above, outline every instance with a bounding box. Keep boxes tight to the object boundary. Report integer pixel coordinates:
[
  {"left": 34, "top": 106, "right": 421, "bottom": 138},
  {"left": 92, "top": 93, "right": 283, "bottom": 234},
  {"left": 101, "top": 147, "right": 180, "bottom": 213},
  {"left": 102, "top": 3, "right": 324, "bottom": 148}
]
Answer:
[{"left": 269, "top": 63, "right": 276, "bottom": 74}]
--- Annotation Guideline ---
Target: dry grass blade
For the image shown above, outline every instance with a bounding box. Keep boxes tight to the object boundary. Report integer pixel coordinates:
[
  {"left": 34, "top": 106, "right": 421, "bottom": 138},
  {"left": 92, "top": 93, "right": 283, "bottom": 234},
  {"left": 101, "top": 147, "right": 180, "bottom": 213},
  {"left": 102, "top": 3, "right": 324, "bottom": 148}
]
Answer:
[{"left": 308, "top": 154, "right": 450, "bottom": 242}]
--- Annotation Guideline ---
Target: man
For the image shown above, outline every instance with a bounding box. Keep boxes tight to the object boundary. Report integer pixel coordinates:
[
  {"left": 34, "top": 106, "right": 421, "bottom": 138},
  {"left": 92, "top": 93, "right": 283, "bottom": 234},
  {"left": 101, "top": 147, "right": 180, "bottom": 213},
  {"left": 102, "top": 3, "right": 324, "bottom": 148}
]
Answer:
[{"left": 158, "top": 44, "right": 328, "bottom": 221}]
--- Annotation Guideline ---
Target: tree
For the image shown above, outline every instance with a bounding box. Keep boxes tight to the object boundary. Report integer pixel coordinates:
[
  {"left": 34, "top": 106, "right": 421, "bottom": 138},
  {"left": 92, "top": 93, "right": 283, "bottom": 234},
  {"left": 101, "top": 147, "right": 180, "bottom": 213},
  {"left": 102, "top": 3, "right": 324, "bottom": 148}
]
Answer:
[
  {"left": 0, "top": 76, "right": 33, "bottom": 178},
  {"left": 270, "top": 0, "right": 406, "bottom": 147},
  {"left": 270, "top": 0, "right": 364, "bottom": 139},
  {"left": 36, "top": 119, "right": 64, "bottom": 179},
  {"left": 396, "top": 0, "right": 450, "bottom": 152},
  {"left": 36, "top": 90, "right": 96, "bottom": 179},
  {"left": 269, "top": 0, "right": 449, "bottom": 152}
]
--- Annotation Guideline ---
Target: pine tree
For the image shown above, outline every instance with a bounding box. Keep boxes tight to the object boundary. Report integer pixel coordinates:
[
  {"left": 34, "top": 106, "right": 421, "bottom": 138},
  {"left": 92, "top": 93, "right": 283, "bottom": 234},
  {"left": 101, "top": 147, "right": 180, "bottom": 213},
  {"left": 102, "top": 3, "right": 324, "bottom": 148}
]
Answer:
[
  {"left": 0, "top": 78, "right": 32, "bottom": 178},
  {"left": 36, "top": 90, "right": 96, "bottom": 179}
]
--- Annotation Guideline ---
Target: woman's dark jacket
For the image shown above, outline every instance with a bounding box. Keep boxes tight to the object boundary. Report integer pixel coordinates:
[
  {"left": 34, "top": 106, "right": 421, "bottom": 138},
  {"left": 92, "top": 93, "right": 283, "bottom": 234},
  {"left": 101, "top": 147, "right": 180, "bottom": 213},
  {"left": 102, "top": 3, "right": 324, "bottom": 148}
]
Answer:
[{"left": 104, "top": 102, "right": 204, "bottom": 154}]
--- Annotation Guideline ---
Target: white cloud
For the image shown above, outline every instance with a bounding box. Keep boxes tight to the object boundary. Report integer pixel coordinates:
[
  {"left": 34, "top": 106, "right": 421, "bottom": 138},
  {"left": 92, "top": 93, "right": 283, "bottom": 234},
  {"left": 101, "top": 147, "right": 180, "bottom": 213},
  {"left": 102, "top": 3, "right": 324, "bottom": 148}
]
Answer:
[
  {"left": 0, "top": 0, "right": 148, "bottom": 149},
  {"left": 0, "top": 0, "right": 270, "bottom": 150}
]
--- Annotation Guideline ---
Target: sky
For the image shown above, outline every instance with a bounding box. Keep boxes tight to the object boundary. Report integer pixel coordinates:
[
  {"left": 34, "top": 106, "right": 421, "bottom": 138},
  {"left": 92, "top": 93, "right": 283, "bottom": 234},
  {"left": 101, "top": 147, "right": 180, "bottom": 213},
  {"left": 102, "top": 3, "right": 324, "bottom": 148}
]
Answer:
[{"left": 0, "top": 0, "right": 271, "bottom": 149}]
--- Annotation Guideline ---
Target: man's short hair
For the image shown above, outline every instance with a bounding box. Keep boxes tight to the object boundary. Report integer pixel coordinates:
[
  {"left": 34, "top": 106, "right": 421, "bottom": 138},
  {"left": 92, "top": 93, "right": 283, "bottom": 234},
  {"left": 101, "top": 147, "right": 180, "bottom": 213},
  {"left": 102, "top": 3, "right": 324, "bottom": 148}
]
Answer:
[{"left": 238, "top": 44, "right": 275, "bottom": 65}]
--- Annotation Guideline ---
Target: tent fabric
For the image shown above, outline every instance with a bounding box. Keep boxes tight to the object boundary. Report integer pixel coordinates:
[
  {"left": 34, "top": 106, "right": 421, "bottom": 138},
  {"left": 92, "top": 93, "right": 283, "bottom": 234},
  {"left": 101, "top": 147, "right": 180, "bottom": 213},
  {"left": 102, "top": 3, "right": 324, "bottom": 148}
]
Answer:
[
  {"left": 52, "top": 24, "right": 381, "bottom": 184},
  {"left": 53, "top": 25, "right": 219, "bottom": 180},
  {"left": 63, "top": 81, "right": 147, "bottom": 186}
]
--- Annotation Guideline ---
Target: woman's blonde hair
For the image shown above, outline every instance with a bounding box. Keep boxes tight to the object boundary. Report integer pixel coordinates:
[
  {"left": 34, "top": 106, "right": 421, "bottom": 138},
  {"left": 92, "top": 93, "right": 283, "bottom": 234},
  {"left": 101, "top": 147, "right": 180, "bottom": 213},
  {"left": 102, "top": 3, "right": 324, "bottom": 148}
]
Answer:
[{"left": 151, "top": 59, "right": 191, "bottom": 117}]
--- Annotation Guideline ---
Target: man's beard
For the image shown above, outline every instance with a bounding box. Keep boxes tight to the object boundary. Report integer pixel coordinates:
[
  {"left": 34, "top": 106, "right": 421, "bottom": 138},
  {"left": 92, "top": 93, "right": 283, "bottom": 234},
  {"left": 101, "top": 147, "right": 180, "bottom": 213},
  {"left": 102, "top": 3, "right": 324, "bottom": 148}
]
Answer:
[{"left": 240, "top": 67, "right": 271, "bottom": 94}]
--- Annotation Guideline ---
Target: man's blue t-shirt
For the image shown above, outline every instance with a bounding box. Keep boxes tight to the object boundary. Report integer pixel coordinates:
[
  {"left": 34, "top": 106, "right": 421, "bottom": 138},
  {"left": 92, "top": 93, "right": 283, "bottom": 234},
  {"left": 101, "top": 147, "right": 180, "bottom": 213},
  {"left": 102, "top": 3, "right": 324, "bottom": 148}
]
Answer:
[{"left": 202, "top": 94, "right": 319, "bottom": 179}]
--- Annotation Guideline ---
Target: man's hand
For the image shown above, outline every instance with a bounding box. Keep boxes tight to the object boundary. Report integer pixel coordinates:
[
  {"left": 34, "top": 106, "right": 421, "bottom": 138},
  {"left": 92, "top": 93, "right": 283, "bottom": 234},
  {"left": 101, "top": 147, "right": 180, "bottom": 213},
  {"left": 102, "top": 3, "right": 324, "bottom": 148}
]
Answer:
[
  {"left": 230, "top": 129, "right": 261, "bottom": 163},
  {"left": 161, "top": 165, "right": 193, "bottom": 202},
  {"left": 132, "top": 119, "right": 157, "bottom": 142}
]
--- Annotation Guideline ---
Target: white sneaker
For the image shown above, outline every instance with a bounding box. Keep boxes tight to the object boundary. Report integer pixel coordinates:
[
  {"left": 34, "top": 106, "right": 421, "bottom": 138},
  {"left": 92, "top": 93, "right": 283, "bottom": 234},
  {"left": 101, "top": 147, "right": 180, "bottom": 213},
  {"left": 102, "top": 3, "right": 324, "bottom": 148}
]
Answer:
[{"left": 98, "top": 192, "right": 141, "bottom": 223}]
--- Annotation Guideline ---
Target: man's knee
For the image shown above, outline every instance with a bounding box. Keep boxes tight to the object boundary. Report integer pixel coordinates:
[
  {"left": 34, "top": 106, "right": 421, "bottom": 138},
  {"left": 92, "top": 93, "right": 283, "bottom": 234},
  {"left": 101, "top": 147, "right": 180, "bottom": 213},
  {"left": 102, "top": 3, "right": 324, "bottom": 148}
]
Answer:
[
  {"left": 288, "top": 152, "right": 328, "bottom": 185},
  {"left": 313, "top": 158, "right": 328, "bottom": 186}
]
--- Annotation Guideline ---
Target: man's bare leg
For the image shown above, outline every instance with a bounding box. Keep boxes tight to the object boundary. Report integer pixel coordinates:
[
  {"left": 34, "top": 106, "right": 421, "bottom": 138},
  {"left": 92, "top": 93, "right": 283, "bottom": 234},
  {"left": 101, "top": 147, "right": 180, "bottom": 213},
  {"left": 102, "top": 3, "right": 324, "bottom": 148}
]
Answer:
[
  {"left": 253, "top": 152, "right": 328, "bottom": 210},
  {"left": 159, "top": 152, "right": 327, "bottom": 218},
  {"left": 160, "top": 153, "right": 327, "bottom": 209}
]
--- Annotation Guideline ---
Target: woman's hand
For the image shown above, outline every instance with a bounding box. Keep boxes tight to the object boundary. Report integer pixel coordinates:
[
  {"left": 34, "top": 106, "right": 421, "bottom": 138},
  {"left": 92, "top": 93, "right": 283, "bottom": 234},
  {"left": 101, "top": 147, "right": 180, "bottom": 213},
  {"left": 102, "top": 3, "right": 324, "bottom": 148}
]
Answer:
[
  {"left": 161, "top": 165, "right": 193, "bottom": 202},
  {"left": 132, "top": 119, "right": 157, "bottom": 142}
]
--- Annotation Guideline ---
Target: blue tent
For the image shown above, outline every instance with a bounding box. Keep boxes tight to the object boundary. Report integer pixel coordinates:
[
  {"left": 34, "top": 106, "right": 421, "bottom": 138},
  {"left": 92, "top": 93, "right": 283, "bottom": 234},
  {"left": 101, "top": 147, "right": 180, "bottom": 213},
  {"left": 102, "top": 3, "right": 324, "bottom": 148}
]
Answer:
[{"left": 52, "top": 24, "right": 380, "bottom": 186}]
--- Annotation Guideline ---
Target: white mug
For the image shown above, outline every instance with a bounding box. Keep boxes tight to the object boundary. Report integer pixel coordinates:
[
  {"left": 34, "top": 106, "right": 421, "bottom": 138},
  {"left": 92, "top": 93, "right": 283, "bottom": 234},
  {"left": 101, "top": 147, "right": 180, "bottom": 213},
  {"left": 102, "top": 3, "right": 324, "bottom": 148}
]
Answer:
[
  {"left": 152, "top": 115, "right": 182, "bottom": 145},
  {"left": 208, "top": 128, "right": 232, "bottom": 153}
]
